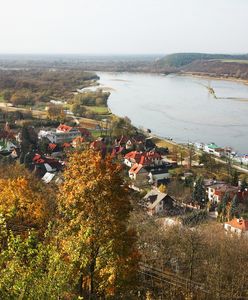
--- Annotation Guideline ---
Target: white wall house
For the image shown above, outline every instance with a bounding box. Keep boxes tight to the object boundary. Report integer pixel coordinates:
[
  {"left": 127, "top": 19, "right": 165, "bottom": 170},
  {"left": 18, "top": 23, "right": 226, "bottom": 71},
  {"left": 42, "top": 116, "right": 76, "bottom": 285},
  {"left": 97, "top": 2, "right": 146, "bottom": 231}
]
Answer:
[
  {"left": 204, "top": 143, "right": 225, "bottom": 157},
  {"left": 38, "top": 129, "right": 81, "bottom": 144},
  {"left": 224, "top": 218, "right": 248, "bottom": 237}
]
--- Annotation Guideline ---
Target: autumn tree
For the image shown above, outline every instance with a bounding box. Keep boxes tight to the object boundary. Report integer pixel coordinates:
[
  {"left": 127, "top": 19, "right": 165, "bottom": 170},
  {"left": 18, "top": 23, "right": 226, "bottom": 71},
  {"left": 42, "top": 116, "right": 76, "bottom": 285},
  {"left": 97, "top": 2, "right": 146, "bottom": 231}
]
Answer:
[
  {"left": 47, "top": 105, "right": 66, "bottom": 121},
  {"left": 57, "top": 150, "right": 139, "bottom": 299},
  {"left": 0, "top": 164, "right": 56, "bottom": 235}
]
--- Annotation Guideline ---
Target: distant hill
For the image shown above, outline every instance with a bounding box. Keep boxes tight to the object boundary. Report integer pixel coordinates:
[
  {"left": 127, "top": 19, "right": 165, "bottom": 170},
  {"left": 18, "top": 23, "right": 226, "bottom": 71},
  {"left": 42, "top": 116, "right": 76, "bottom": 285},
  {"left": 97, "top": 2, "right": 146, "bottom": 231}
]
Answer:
[{"left": 156, "top": 53, "right": 248, "bottom": 68}]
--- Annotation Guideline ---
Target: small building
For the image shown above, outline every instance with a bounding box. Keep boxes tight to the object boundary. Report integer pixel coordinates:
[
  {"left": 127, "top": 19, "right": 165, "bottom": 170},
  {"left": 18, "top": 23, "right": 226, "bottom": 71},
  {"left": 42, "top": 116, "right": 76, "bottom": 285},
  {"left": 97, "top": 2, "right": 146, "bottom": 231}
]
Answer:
[
  {"left": 143, "top": 188, "right": 176, "bottom": 216},
  {"left": 204, "top": 143, "right": 225, "bottom": 157},
  {"left": 224, "top": 218, "right": 248, "bottom": 237},
  {"left": 38, "top": 125, "right": 81, "bottom": 144},
  {"left": 129, "top": 163, "right": 149, "bottom": 182},
  {"left": 145, "top": 165, "right": 171, "bottom": 185},
  {"left": 206, "top": 183, "right": 239, "bottom": 204},
  {"left": 124, "top": 151, "right": 162, "bottom": 167}
]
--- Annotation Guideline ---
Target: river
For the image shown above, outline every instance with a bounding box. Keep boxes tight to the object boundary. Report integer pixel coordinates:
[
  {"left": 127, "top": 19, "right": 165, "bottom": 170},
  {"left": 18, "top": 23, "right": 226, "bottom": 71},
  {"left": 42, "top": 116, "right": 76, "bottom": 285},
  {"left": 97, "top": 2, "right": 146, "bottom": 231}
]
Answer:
[{"left": 97, "top": 72, "right": 248, "bottom": 154}]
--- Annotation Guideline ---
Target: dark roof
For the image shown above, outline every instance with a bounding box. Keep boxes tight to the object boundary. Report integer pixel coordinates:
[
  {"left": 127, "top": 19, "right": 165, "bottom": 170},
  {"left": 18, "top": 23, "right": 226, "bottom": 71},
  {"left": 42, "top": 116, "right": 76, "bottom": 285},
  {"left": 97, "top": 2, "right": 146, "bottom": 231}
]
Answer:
[{"left": 144, "top": 165, "right": 169, "bottom": 175}]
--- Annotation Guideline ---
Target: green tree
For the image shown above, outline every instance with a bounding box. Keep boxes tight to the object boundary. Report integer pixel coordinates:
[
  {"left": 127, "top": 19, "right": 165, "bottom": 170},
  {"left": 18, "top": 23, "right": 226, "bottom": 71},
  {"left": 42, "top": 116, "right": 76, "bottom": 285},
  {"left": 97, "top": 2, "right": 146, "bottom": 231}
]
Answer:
[
  {"left": 71, "top": 103, "right": 86, "bottom": 116},
  {"left": 240, "top": 176, "right": 248, "bottom": 191},
  {"left": 217, "top": 192, "right": 229, "bottom": 222},
  {"left": 192, "top": 177, "right": 207, "bottom": 207},
  {"left": 229, "top": 194, "right": 239, "bottom": 220},
  {"left": 0, "top": 220, "right": 70, "bottom": 299},
  {"left": 230, "top": 169, "right": 239, "bottom": 186}
]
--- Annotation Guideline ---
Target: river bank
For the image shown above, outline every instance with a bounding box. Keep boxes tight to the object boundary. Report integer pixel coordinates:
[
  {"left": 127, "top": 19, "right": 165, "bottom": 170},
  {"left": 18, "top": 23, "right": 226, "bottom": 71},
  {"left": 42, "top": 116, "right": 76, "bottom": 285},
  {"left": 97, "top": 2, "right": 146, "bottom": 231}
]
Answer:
[{"left": 180, "top": 72, "right": 248, "bottom": 86}]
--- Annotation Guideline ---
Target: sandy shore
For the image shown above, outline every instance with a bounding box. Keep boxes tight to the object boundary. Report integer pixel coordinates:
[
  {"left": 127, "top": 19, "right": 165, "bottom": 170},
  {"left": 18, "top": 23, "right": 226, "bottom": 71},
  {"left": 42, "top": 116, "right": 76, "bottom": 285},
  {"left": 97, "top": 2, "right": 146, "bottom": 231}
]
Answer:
[{"left": 181, "top": 72, "right": 248, "bottom": 86}]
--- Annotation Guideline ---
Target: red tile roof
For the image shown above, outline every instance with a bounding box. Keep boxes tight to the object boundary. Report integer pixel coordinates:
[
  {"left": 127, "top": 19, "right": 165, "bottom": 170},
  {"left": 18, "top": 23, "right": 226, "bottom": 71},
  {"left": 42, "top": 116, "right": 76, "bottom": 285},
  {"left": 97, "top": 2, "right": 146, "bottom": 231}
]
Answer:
[
  {"left": 125, "top": 151, "right": 161, "bottom": 165},
  {"left": 125, "top": 151, "right": 142, "bottom": 160},
  {"left": 63, "top": 143, "right": 71, "bottom": 148},
  {"left": 57, "top": 124, "right": 73, "bottom": 132},
  {"left": 48, "top": 143, "right": 57, "bottom": 151},
  {"left": 33, "top": 154, "right": 42, "bottom": 161},
  {"left": 225, "top": 218, "right": 248, "bottom": 231},
  {"left": 129, "top": 163, "right": 144, "bottom": 174}
]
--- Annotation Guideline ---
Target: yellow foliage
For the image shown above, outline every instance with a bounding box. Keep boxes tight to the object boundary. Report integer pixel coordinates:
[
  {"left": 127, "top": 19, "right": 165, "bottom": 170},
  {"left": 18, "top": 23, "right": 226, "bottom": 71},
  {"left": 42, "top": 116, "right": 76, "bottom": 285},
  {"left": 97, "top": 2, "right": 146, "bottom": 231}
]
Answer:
[
  {"left": 158, "top": 184, "right": 167, "bottom": 193},
  {"left": 58, "top": 150, "right": 139, "bottom": 297},
  {"left": 0, "top": 164, "right": 56, "bottom": 234}
]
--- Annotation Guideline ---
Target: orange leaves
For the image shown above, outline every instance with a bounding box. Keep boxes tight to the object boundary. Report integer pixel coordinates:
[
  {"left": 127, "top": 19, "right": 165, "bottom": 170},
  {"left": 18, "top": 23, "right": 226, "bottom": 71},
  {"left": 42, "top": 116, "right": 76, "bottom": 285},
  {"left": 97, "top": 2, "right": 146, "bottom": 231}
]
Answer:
[
  {"left": 0, "top": 166, "right": 56, "bottom": 235},
  {"left": 57, "top": 149, "right": 139, "bottom": 297}
]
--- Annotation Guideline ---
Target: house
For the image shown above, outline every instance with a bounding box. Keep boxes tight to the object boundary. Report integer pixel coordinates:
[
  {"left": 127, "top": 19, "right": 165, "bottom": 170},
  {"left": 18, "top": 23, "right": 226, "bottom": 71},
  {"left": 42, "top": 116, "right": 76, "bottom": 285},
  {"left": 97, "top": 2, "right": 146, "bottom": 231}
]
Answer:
[
  {"left": 42, "top": 172, "right": 56, "bottom": 184},
  {"left": 72, "top": 136, "right": 85, "bottom": 148},
  {"left": 204, "top": 143, "right": 225, "bottom": 157},
  {"left": 124, "top": 151, "right": 142, "bottom": 167},
  {"left": 124, "top": 151, "right": 162, "bottom": 167},
  {"left": 129, "top": 163, "right": 149, "bottom": 183},
  {"left": 145, "top": 165, "right": 171, "bottom": 185},
  {"left": 143, "top": 188, "right": 176, "bottom": 216},
  {"left": 56, "top": 124, "right": 74, "bottom": 133},
  {"left": 224, "top": 218, "right": 248, "bottom": 237},
  {"left": 194, "top": 142, "right": 204, "bottom": 151},
  {"left": 206, "top": 183, "right": 239, "bottom": 204},
  {"left": 233, "top": 154, "right": 248, "bottom": 166},
  {"left": 32, "top": 153, "right": 64, "bottom": 178},
  {"left": 38, "top": 125, "right": 81, "bottom": 144}
]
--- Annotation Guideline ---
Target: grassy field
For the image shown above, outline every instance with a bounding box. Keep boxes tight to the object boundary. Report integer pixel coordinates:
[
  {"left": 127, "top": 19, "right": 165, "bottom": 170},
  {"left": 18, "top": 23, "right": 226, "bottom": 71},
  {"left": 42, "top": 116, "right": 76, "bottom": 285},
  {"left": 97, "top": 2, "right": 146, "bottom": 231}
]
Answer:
[
  {"left": 220, "top": 59, "right": 248, "bottom": 64},
  {"left": 85, "top": 106, "right": 110, "bottom": 114},
  {"left": 0, "top": 95, "right": 4, "bottom": 102}
]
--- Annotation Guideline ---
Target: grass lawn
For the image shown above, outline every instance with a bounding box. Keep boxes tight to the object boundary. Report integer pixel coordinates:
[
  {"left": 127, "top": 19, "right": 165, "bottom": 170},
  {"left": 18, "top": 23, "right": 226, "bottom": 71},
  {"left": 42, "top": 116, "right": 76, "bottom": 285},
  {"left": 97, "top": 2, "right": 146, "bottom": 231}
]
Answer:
[
  {"left": 0, "top": 95, "right": 4, "bottom": 102},
  {"left": 85, "top": 106, "right": 110, "bottom": 114},
  {"left": 90, "top": 130, "right": 105, "bottom": 138}
]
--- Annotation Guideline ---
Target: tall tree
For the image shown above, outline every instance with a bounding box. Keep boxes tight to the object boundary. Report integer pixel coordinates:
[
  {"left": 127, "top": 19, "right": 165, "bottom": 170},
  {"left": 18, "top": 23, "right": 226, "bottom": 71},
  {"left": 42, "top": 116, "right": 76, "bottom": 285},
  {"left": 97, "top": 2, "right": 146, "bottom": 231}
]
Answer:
[
  {"left": 229, "top": 194, "right": 239, "bottom": 220},
  {"left": 192, "top": 177, "right": 207, "bottom": 207},
  {"left": 57, "top": 150, "right": 139, "bottom": 299}
]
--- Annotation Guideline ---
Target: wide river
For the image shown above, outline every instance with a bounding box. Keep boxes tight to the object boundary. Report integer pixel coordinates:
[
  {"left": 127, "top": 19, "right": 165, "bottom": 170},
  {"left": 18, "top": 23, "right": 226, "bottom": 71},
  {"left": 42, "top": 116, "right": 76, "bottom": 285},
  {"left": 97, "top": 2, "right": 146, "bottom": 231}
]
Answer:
[{"left": 97, "top": 72, "right": 248, "bottom": 154}]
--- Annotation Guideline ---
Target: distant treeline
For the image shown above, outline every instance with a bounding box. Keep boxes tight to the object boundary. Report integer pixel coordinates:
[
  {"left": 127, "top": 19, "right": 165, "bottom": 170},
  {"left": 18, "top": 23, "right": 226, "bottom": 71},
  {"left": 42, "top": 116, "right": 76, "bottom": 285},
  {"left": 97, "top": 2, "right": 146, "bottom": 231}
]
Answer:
[
  {"left": 1, "top": 53, "right": 248, "bottom": 80},
  {"left": 156, "top": 53, "right": 248, "bottom": 67},
  {"left": 0, "top": 69, "right": 98, "bottom": 105}
]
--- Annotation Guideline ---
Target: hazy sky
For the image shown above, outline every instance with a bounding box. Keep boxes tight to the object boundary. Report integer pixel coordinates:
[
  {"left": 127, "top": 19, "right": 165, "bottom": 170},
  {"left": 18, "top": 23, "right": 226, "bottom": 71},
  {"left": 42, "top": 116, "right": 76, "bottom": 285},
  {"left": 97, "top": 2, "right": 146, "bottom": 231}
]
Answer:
[{"left": 0, "top": 0, "right": 247, "bottom": 54}]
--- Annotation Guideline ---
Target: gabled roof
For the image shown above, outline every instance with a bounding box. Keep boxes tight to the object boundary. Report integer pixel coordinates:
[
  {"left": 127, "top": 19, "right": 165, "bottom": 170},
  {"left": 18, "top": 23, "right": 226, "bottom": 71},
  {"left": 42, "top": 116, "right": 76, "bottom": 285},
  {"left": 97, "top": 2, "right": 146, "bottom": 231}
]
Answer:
[
  {"left": 42, "top": 172, "right": 55, "bottom": 184},
  {"left": 57, "top": 124, "right": 73, "bottom": 132},
  {"left": 48, "top": 143, "right": 57, "bottom": 151},
  {"left": 125, "top": 151, "right": 142, "bottom": 160},
  {"left": 33, "top": 154, "right": 42, "bottom": 162},
  {"left": 125, "top": 151, "right": 161, "bottom": 165},
  {"left": 143, "top": 189, "right": 171, "bottom": 210},
  {"left": 146, "top": 167, "right": 169, "bottom": 175},
  {"left": 207, "top": 143, "right": 220, "bottom": 150},
  {"left": 72, "top": 136, "right": 85, "bottom": 144},
  {"left": 129, "top": 163, "right": 146, "bottom": 175},
  {"left": 63, "top": 143, "right": 71, "bottom": 148},
  {"left": 225, "top": 218, "right": 248, "bottom": 231}
]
